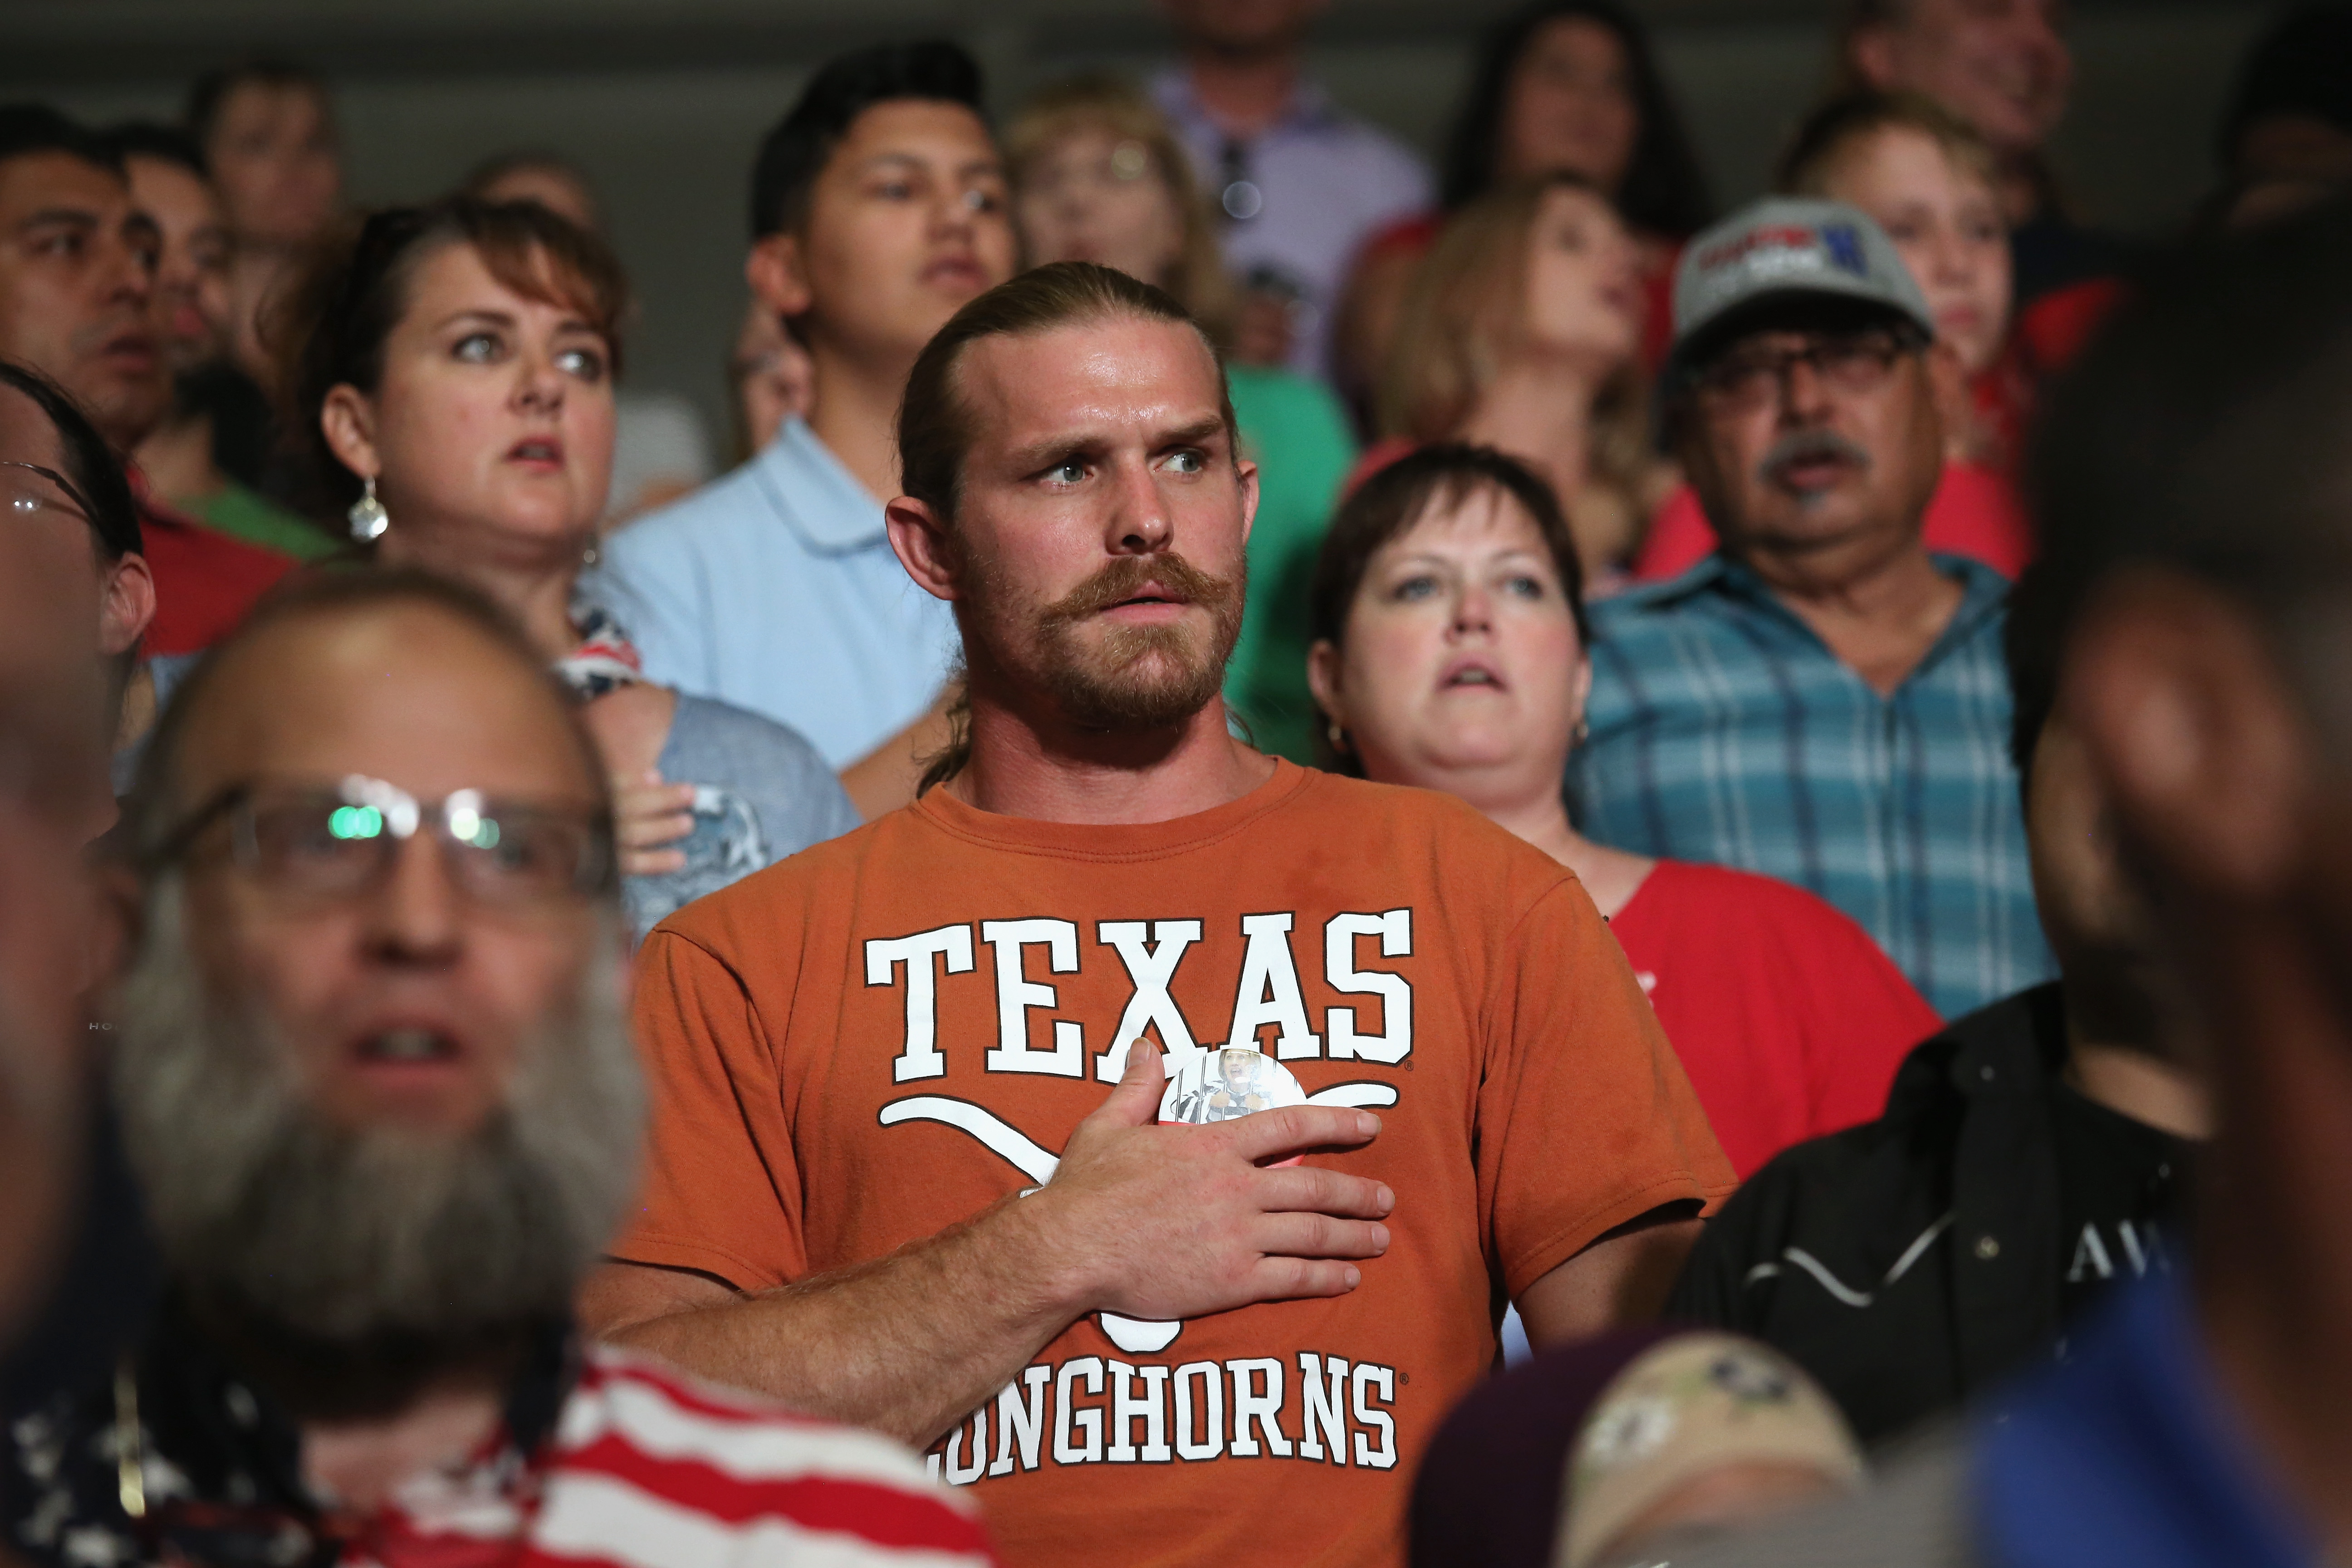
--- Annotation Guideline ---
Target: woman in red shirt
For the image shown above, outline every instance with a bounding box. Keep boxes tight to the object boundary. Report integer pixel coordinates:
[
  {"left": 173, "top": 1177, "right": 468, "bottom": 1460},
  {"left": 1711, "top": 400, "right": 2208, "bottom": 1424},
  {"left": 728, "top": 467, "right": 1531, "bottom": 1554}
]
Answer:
[{"left": 1307, "top": 444, "right": 1940, "bottom": 1178}]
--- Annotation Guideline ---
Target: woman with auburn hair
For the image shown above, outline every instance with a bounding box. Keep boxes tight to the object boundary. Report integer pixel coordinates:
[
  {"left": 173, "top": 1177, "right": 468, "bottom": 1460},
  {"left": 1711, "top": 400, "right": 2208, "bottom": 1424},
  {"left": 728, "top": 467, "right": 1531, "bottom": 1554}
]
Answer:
[
  {"left": 1369, "top": 176, "right": 1670, "bottom": 586},
  {"left": 279, "top": 197, "right": 856, "bottom": 938},
  {"left": 1005, "top": 74, "right": 1357, "bottom": 764},
  {"left": 1307, "top": 445, "right": 1938, "bottom": 1179}
]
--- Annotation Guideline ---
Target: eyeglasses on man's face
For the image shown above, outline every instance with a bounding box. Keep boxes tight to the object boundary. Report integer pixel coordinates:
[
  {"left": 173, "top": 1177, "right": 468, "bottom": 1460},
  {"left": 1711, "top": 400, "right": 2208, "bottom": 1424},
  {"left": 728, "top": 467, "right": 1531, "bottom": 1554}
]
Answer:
[
  {"left": 0, "top": 459, "right": 99, "bottom": 533},
  {"left": 146, "top": 774, "right": 615, "bottom": 909},
  {"left": 1689, "top": 328, "right": 1921, "bottom": 418}
]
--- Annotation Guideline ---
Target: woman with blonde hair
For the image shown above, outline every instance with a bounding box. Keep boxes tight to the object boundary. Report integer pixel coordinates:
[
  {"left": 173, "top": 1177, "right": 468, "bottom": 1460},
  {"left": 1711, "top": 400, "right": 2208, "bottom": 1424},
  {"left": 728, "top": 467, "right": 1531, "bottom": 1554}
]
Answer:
[
  {"left": 1005, "top": 74, "right": 1357, "bottom": 764},
  {"left": 1367, "top": 174, "right": 1669, "bottom": 585}
]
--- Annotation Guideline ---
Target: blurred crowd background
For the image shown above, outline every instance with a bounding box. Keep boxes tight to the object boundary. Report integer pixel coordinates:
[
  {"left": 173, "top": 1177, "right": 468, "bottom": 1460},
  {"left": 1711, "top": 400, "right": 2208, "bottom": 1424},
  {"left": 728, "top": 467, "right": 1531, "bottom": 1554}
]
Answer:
[{"left": 0, "top": 0, "right": 2268, "bottom": 453}]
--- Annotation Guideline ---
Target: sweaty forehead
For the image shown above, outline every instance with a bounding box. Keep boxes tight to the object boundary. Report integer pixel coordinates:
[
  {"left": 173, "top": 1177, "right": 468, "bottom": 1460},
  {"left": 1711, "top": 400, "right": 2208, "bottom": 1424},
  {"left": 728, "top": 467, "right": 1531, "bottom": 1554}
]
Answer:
[
  {"left": 958, "top": 316, "right": 1225, "bottom": 451},
  {"left": 173, "top": 603, "right": 599, "bottom": 808}
]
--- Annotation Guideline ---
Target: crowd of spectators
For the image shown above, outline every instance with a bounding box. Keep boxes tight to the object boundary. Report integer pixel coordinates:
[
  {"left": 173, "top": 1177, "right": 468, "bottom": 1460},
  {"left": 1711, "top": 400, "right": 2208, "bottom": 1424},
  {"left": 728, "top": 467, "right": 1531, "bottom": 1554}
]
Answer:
[{"left": 1, "top": 1, "right": 2350, "bottom": 1565}]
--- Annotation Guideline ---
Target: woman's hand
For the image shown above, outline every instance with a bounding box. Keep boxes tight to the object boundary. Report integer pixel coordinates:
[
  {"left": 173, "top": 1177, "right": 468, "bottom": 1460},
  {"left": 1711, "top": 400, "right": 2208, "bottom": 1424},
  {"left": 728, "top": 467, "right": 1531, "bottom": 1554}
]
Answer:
[{"left": 613, "top": 768, "right": 697, "bottom": 877}]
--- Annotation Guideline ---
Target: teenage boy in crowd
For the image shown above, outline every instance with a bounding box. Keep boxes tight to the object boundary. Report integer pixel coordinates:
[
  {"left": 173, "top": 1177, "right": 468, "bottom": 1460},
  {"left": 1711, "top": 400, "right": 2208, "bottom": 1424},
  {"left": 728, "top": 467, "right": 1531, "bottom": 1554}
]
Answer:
[
  {"left": 586, "top": 263, "right": 1733, "bottom": 1568},
  {"left": 7, "top": 572, "right": 993, "bottom": 1568},
  {"left": 1667, "top": 563, "right": 2208, "bottom": 1444},
  {"left": 0, "top": 105, "right": 289, "bottom": 662},
  {"left": 600, "top": 43, "right": 1016, "bottom": 813},
  {"left": 1678, "top": 191, "right": 2352, "bottom": 1568},
  {"left": 1569, "top": 198, "right": 2055, "bottom": 1021}
]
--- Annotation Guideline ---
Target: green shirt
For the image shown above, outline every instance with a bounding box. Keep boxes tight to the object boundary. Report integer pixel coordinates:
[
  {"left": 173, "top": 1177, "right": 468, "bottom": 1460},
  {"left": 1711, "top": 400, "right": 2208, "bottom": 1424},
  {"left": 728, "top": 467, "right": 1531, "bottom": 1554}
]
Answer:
[
  {"left": 1222, "top": 364, "right": 1357, "bottom": 764},
  {"left": 180, "top": 481, "right": 338, "bottom": 561}
]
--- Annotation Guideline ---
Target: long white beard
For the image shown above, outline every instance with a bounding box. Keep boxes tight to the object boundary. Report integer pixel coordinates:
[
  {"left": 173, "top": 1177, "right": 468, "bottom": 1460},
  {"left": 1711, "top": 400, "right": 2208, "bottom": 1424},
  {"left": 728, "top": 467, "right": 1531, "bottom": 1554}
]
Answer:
[{"left": 110, "top": 879, "right": 644, "bottom": 1343}]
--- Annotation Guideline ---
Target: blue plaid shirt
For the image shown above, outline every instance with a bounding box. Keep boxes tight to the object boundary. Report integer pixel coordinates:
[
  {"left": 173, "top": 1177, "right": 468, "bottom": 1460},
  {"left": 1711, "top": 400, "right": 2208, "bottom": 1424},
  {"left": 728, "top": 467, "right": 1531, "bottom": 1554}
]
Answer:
[{"left": 1568, "top": 554, "right": 2055, "bottom": 1020}]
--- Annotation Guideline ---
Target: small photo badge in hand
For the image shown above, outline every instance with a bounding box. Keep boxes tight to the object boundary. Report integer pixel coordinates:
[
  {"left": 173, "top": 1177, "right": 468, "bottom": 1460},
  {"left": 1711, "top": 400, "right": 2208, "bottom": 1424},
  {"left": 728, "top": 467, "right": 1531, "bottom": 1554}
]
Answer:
[{"left": 1161, "top": 1046, "right": 1308, "bottom": 1127}]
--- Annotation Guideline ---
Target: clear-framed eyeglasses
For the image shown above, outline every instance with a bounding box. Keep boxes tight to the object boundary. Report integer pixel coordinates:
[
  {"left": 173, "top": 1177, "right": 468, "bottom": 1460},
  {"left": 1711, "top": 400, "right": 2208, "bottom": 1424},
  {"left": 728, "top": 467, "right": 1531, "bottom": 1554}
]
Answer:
[
  {"left": 0, "top": 459, "right": 99, "bottom": 529},
  {"left": 143, "top": 773, "right": 616, "bottom": 908}
]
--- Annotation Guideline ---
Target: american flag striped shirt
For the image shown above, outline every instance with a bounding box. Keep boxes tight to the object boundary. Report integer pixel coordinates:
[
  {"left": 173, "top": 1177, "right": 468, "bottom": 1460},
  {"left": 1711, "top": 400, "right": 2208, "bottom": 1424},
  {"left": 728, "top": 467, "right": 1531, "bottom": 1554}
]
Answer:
[
  {"left": 9, "top": 1330, "right": 996, "bottom": 1568},
  {"left": 373, "top": 1348, "right": 998, "bottom": 1568}
]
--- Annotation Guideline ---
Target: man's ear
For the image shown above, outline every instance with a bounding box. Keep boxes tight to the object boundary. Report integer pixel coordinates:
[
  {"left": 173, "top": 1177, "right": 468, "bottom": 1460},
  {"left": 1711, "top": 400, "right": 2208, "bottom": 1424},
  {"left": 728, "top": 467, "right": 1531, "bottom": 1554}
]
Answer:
[
  {"left": 746, "top": 234, "right": 814, "bottom": 323},
  {"left": 1847, "top": 24, "right": 1901, "bottom": 92},
  {"left": 885, "top": 495, "right": 961, "bottom": 604},
  {"left": 1304, "top": 638, "right": 1345, "bottom": 732},
  {"left": 1235, "top": 455, "right": 1260, "bottom": 548},
  {"left": 2067, "top": 568, "right": 2310, "bottom": 903},
  {"left": 98, "top": 551, "right": 156, "bottom": 658},
  {"left": 318, "top": 384, "right": 381, "bottom": 486}
]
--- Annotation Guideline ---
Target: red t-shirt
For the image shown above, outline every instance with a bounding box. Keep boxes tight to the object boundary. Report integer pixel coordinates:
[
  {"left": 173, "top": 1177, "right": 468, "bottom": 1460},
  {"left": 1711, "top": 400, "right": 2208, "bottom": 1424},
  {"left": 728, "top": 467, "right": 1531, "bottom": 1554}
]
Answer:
[
  {"left": 1627, "top": 461, "right": 2034, "bottom": 587},
  {"left": 136, "top": 491, "right": 294, "bottom": 657},
  {"left": 1608, "top": 860, "right": 1940, "bottom": 1179}
]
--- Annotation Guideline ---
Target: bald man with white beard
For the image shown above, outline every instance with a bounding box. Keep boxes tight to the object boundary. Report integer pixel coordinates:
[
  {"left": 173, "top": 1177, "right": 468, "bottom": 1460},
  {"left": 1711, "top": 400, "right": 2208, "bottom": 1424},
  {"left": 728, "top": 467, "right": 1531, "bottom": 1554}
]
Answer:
[{"left": 5, "top": 570, "right": 996, "bottom": 1568}]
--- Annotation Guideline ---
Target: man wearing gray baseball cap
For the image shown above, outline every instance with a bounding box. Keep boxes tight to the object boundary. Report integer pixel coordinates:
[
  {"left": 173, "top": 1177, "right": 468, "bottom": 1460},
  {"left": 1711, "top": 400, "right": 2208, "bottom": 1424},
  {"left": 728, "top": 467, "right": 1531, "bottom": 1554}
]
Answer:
[{"left": 1568, "top": 197, "right": 2053, "bottom": 1023}]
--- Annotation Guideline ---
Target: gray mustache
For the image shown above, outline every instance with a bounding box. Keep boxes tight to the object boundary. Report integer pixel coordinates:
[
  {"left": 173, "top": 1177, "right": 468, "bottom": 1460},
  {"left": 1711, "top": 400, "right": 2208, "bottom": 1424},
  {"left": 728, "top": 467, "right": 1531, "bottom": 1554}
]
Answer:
[{"left": 1759, "top": 431, "right": 1872, "bottom": 485}]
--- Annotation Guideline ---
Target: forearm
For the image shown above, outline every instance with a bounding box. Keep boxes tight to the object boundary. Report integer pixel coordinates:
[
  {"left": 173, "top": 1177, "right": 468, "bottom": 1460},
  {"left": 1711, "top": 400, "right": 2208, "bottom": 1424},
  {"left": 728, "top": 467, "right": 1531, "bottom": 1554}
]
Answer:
[{"left": 606, "top": 1194, "right": 1084, "bottom": 1447}]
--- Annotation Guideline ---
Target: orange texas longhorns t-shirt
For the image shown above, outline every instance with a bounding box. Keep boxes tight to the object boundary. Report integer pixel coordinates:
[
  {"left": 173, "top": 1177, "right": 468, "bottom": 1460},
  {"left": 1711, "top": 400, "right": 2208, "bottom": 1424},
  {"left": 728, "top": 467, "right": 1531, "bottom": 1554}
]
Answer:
[{"left": 616, "top": 759, "right": 1735, "bottom": 1568}]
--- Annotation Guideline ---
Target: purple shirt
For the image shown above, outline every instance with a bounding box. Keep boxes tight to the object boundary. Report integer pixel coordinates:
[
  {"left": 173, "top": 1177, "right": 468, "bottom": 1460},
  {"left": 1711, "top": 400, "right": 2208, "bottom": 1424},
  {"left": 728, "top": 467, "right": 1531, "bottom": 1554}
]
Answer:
[{"left": 1153, "top": 69, "right": 1431, "bottom": 381}]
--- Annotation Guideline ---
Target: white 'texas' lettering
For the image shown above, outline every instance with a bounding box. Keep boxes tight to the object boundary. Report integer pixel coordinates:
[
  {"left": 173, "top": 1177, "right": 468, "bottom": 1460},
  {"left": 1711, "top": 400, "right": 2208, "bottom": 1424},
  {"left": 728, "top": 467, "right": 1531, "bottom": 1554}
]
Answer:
[
  {"left": 867, "top": 924, "right": 975, "bottom": 1082},
  {"left": 1094, "top": 919, "right": 1203, "bottom": 1080},
  {"left": 1324, "top": 911, "right": 1413, "bottom": 1065},
  {"left": 1226, "top": 914, "right": 1322, "bottom": 1060},
  {"left": 983, "top": 919, "right": 1086, "bottom": 1077}
]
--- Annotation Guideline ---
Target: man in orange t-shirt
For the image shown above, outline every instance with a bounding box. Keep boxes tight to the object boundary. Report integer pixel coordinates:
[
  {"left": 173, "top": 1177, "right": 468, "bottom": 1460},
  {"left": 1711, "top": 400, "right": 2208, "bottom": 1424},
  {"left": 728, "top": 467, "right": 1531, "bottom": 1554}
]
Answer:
[{"left": 585, "top": 261, "right": 1734, "bottom": 1568}]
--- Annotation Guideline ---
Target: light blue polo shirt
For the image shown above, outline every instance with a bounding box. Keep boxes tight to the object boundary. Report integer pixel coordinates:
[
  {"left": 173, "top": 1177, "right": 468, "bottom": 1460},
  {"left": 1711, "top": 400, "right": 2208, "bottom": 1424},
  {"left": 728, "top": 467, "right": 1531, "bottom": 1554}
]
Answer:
[{"left": 593, "top": 419, "right": 960, "bottom": 769}]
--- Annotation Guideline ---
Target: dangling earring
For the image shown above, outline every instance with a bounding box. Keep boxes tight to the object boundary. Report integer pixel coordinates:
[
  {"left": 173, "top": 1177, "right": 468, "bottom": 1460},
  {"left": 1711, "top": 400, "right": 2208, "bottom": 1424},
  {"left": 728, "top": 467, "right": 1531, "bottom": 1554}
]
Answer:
[
  {"left": 348, "top": 476, "right": 389, "bottom": 542},
  {"left": 581, "top": 536, "right": 601, "bottom": 568},
  {"left": 1326, "top": 720, "right": 1348, "bottom": 752}
]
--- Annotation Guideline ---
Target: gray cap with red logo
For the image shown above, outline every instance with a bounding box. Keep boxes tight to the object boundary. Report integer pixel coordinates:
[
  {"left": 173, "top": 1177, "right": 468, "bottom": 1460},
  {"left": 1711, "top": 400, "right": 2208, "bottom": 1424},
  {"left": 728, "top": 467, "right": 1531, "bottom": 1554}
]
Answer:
[{"left": 1666, "top": 197, "right": 1934, "bottom": 385}]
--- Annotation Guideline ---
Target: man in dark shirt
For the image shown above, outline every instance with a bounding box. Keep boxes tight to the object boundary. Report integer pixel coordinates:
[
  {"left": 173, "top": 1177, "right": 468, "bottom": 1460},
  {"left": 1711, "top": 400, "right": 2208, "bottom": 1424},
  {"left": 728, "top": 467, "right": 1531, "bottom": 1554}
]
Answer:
[{"left": 1666, "top": 562, "right": 2207, "bottom": 1444}]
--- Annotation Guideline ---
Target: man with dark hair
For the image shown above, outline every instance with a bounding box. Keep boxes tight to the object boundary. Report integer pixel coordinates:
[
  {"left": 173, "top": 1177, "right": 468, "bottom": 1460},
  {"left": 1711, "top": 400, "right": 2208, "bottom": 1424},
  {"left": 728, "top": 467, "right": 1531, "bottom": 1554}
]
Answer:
[
  {"left": 0, "top": 104, "right": 289, "bottom": 660},
  {"left": 1675, "top": 191, "right": 2352, "bottom": 1568},
  {"left": 600, "top": 42, "right": 1014, "bottom": 808},
  {"left": 1664, "top": 559, "right": 2206, "bottom": 1444},
  {"left": 0, "top": 366, "right": 120, "bottom": 1348},
  {"left": 0, "top": 362, "right": 151, "bottom": 763},
  {"left": 110, "top": 122, "right": 329, "bottom": 562},
  {"left": 1569, "top": 197, "right": 2054, "bottom": 1021},
  {"left": 183, "top": 58, "right": 340, "bottom": 378},
  {"left": 1150, "top": 0, "right": 1428, "bottom": 378},
  {"left": 6, "top": 571, "right": 996, "bottom": 1568},
  {"left": 588, "top": 261, "right": 1732, "bottom": 1568}
]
